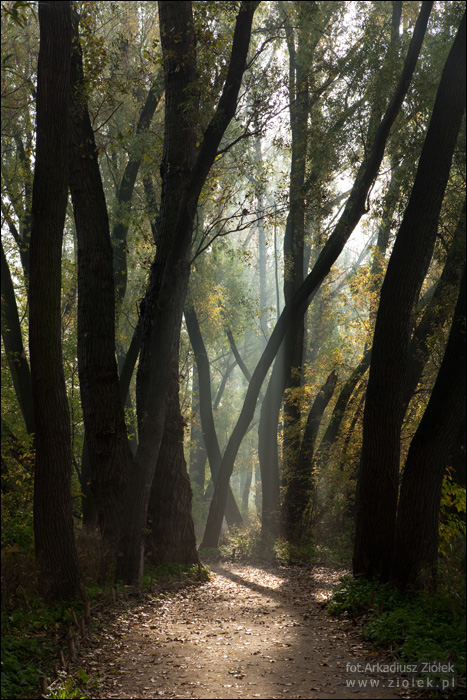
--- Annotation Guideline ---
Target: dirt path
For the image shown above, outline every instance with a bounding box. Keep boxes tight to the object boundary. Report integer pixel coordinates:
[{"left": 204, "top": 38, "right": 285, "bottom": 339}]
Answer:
[{"left": 95, "top": 563, "right": 404, "bottom": 699}]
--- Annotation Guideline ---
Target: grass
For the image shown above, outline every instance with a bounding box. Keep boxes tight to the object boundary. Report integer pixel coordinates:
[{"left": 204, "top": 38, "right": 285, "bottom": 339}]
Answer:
[{"left": 328, "top": 573, "right": 466, "bottom": 698}]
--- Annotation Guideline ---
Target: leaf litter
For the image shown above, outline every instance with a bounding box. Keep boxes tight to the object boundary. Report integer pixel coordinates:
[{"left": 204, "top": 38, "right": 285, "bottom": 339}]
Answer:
[{"left": 91, "top": 563, "right": 404, "bottom": 699}]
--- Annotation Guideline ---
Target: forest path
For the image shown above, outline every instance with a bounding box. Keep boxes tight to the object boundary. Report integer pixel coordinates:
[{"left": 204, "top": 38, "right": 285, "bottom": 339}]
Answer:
[{"left": 96, "top": 563, "right": 403, "bottom": 699}]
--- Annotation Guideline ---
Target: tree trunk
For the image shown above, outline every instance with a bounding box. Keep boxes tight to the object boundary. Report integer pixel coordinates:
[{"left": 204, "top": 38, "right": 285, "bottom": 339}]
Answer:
[
  {"left": 258, "top": 3, "right": 309, "bottom": 537},
  {"left": 242, "top": 466, "right": 253, "bottom": 517},
  {"left": 189, "top": 365, "right": 207, "bottom": 494},
  {"left": 392, "top": 267, "right": 466, "bottom": 589},
  {"left": 80, "top": 440, "right": 98, "bottom": 528},
  {"left": 117, "top": 1, "right": 260, "bottom": 584},
  {"left": 284, "top": 370, "right": 338, "bottom": 541},
  {"left": 368, "top": 162, "right": 401, "bottom": 332},
  {"left": 202, "top": 1, "right": 432, "bottom": 550},
  {"left": 68, "top": 7, "right": 133, "bottom": 551},
  {"left": 255, "top": 133, "right": 269, "bottom": 344},
  {"left": 353, "top": 11, "right": 465, "bottom": 581},
  {"left": 29, "top": 0, "right": 83, "bottom": 601},
  {"left": 1, "top": 241, "right": 35, "bottom": 434},
  {"left": 402, "top": 201, "right": 466, "bottom": 415},
  {"left": 314, "top": 350, "right": 371, "bottom": 470},
  {"left": 185, "top": 304, "right": 244, "bottom": 527},
  {"left": 280, "top": 3, "right": 309, "bottom": 508},
  {"left": 146, "top": 359, "right": 199, "bottom": 565},
  {"left": 112, "top": 75, "right": 164, "bottom": 309}
]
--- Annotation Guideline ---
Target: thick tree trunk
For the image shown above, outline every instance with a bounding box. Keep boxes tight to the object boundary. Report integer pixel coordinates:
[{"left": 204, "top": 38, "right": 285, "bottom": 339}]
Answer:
[
  {"left": 202, "top": 2, "right": 432, "bottom": 550},
  {"left": 29, "top": 0, "right": 83, "bottom": 601},
  {"left": 392, "top": 268, "right": 466, "bottom": 589},
  {"left": 353, "top": 11, "right": 465, "bottom": 581},
  {"left": 280, "top": 17, "right": 308, "bottom": 511},
  {"left": 68, "top": 7, "right": 133, "bottom": 551},
  {"left": 80, "top": 440, "right": 98, "bottom": 528},
  {"left": 119, "top": 2, "right": 200, "bottom": 585},
  {"left": 117, "top": 1, "right": 259, "bottom": 583},
  {"left": 146, "top": 360, "right": 199, "bottom": 566},
  {"left": 402, "top": 201, "right": 466, "bottom": 415},
  {"left": 257, "top": 345, "right": 288, "bottom": 536},
  {"left": 368, "top": 163, "right": 401, "bottom": 331}
]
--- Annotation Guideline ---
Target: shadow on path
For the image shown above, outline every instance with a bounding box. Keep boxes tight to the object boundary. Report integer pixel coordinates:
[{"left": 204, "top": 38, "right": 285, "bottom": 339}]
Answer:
[{"left": 96, "top": 562, "right": 403, "bottom": 699}]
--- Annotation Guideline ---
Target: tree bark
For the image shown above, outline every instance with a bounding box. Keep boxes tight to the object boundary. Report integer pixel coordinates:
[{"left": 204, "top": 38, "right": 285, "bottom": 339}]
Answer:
[
  {"left": 185, "top": 304, "right": 244, "bottom": 527},
  {"left": 284, "top": 370, "right": 338, "bottom": 541},
  {"left": 258, "top": 2, "right": 309, "bottom": 537},
  {"left": 392, "top": 267, "right": 466, "bottom": 589},
  {"left": 68, "top": 6, "right": 133, "bottom": 551},
  {"left": 189, "top": 365, "right": 207, "bottom": 494},
  {"left": 113, "top": 75, "right": 164, "bottom": 308},
  {"left": 402, "top": 201, "right": 466, "bottom": 415},
  {"left": 353, "top": 11, "right": 466, "bottom": 581},
  {"left": 1, "top": 241, "right": 35, "bottom": 434},
  {"left": 29, "top": 0, "right": 83, "bottom": 601},
  {"left": 118, "top": 0, "right": 199, "bottom": 584},
  {"left": 314, "top": 350, "right": 371, "bottom": 470},
  {"left": 117, "top": 1, "right": 260, "bottom": 584},
  {"left": 146, "top": 355, "right": 199, "bottom": 566}
]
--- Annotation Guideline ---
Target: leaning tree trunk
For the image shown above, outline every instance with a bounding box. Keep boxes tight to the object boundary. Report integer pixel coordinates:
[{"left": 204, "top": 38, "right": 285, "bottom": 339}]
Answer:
[
  {"left": 185, "top": 305, "right": 244, "bottom": 527},
  {"left": 392, "top": 267, "right": 466, "bottom": 590},
  {"left": 201, "top": 1, "right": 432, "bottom": 550},
  {"left": 1, "top": 241, "right": 35, "bottom": 434},
  {"left": 112, "top": 74, "right": 164, "bottom": 310},
  {"left": 284, "top": 370, "right": 338, "bottom": 541},
  {"left": 29, "top": 0, "right": 83, "bottom": 601},
  {"left": 353, "top": 11, "right": 466, "bottom": 581},
  {"left": 313, "top": 350, "right": 371, "bottom": 471},
  {"left": 402, "top": 201, "right": 466, "bottom": 416}
]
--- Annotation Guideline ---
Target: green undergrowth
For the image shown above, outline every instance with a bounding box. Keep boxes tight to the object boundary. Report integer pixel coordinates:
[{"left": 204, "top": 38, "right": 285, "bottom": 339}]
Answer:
[
  {"left": 328, "top": 574, "right": 466, "bottom": 698},
  {"left": 45, "top": 668, "right": 96, "bottom": 699},
  {"left": 1, "top": 586, "right": 91, "bottom": 699},
  {"left": 142, "top": 561, "right": 211, "bottom": 585},
  {"left": 1, "top": 537, "right": 211, "bottom": 700},
  {"left": 200, "top": 518, "right": 352, "bottom": 567}
]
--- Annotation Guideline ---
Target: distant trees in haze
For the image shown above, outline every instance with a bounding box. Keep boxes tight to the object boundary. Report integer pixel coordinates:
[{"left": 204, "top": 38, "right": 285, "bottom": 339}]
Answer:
[{"left": 1, "top": 0, "right": 465, "bottom": 599}]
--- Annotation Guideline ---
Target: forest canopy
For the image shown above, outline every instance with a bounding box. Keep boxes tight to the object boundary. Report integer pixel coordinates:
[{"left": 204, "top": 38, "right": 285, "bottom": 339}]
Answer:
[{"left": 1, "top": 0, "right": 465, "bottom": 605}]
